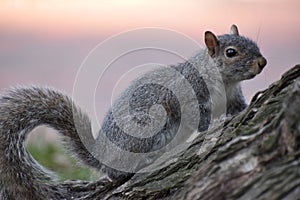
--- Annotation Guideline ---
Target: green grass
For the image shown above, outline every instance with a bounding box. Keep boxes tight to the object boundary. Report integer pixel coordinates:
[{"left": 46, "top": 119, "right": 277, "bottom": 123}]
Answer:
[{"left": 27, "top": 140, "right": 94, "bottom": 181}]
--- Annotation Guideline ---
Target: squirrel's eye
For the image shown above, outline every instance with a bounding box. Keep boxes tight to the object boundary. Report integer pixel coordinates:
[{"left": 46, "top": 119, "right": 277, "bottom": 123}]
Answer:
[{"left": 225, "top": 48, "right": 237, "bottom": 58}]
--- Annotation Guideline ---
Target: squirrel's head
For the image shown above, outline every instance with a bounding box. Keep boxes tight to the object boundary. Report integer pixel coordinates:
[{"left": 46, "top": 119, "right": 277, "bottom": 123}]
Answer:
[{"left": 204, "top": 24, "right": 267, "bottom": 83}]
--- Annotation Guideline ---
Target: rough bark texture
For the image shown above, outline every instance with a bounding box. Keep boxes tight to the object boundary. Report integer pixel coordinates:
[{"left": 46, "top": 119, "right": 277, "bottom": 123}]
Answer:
[{"left": 55, "top": 65, "right": 300, "bottom": 199}]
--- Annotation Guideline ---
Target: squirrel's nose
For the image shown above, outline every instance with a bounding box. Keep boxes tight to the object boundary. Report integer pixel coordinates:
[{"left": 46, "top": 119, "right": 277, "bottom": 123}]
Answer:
[{"left": 258, "top": 57, "right": 267, "bottom": 70}]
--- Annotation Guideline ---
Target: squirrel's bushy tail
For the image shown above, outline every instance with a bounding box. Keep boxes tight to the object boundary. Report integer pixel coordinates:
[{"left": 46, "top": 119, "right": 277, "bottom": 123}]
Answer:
[{"left": 0, "top": 86, "right": 99, "bottom": 199}]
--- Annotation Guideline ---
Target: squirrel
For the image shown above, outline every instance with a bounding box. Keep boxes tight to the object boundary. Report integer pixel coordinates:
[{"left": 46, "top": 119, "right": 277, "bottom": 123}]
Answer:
[{"left": 0, "top": 25, "right": 266, "bottom": 199}]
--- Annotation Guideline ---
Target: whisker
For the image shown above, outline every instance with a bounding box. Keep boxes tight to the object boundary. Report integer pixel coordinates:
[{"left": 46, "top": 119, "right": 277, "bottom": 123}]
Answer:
[{"left": 256, "top": 22, "right": 262, "bottom": 44}]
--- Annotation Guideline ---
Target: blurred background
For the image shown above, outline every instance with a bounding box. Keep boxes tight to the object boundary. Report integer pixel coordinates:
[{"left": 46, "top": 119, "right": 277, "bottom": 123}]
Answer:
[{"left": 0, "top": 0, "right": 299, "bottom": 180}]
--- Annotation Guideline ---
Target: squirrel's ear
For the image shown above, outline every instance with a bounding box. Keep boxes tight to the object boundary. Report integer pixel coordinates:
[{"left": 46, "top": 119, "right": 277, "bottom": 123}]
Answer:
[
  {"left": 230, "top": 24, "right": 239, "bottom": 35},
  {"left": 205, "top": 31, "right": 219, "bottom": 58}
]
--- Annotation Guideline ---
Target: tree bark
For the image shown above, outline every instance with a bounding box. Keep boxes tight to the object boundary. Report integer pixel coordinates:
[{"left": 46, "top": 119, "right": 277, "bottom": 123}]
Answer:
[{"left": 62, "top": 65, "right": 300, "bottom": 200}]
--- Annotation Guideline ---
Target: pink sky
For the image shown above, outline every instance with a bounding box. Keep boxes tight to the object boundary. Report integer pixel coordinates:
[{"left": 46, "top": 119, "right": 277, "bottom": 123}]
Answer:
[
  {"left": 0, "top": 0, "right": 300, "bottom": 123},
  {"left": 1, "top": 0, "right": 299, "bottom": 37}
]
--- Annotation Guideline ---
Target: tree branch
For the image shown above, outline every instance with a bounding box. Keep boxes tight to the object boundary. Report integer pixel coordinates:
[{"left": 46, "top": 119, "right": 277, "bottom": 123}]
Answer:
[{"left": 57, "top": 65, "right": 300, "bottom": 200}]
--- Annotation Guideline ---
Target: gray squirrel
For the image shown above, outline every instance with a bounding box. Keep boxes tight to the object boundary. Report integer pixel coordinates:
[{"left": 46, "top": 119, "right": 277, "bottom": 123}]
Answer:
[{"left": 0, "top": 25, "right": 266, "bottom": 199}]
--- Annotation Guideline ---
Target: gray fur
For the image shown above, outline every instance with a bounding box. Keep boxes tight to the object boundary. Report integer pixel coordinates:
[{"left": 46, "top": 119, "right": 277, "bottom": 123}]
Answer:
[
  {"left": 0, "top": 25, "right": 266, "bottom": 199},
  {"left": 0, "top": 86, "right": 97, "bottom": 199}
]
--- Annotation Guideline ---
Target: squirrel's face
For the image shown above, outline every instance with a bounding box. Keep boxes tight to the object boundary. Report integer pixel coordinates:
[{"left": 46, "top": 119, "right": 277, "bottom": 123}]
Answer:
[{"left": 205, "top": 25, "right": 267, "bottom": 83}]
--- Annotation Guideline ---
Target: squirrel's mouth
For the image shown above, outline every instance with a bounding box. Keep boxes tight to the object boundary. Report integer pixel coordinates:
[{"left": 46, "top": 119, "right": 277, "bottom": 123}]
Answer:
[
  {"left": 241, "top": 71, "right": 257, "bottom": 81},
  {"left": 241, "top": 73, "right": 255, "bottom": 80},
  {"left": 248, "top": 73, "right": 257, "bottom": 78}
]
